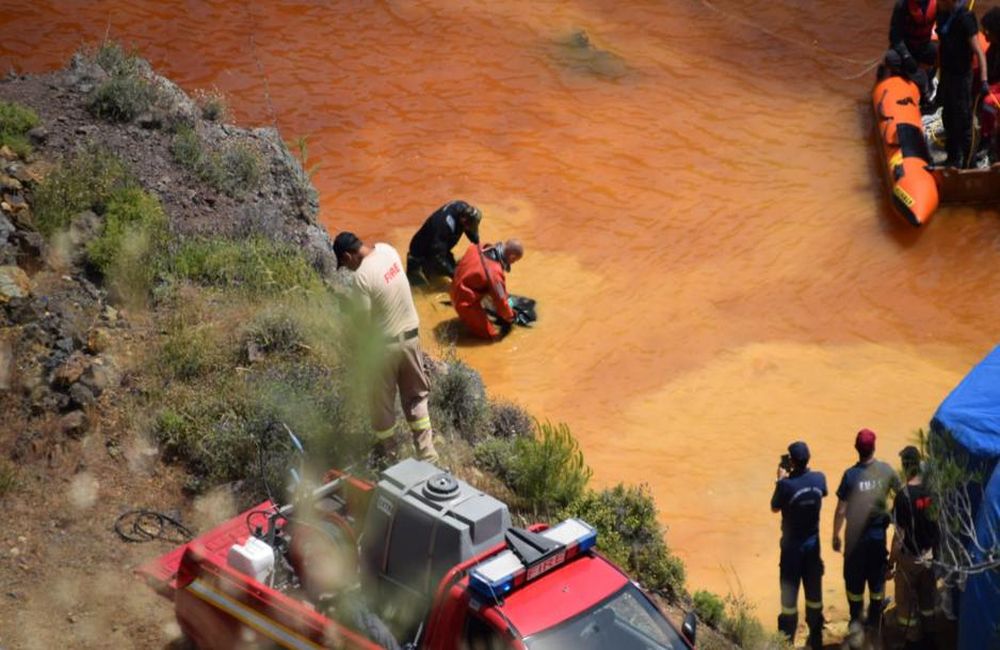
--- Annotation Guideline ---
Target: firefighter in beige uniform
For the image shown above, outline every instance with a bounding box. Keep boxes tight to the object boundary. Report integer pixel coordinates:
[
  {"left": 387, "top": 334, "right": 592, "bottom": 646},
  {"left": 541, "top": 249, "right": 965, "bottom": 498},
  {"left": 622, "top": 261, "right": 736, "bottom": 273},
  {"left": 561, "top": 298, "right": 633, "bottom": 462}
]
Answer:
[{"left": 333, "top": 232, "right": 438, "bottom": 462}]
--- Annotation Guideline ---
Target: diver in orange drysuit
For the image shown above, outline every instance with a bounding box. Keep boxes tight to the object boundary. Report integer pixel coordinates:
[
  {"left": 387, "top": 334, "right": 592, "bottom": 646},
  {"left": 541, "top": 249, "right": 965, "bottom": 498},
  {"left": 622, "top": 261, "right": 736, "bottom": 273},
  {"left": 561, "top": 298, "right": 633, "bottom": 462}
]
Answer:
[{"left": 450, "top": 239, "right": 525, "bottom": 340}]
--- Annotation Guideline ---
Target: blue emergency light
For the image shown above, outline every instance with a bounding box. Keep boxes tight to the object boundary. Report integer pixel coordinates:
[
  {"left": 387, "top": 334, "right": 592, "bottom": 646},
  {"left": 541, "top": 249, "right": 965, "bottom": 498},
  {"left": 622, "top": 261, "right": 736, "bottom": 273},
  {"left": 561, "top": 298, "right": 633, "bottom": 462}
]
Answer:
[{"left": 469, "top": 518, "right": 597, "bottom": 601}]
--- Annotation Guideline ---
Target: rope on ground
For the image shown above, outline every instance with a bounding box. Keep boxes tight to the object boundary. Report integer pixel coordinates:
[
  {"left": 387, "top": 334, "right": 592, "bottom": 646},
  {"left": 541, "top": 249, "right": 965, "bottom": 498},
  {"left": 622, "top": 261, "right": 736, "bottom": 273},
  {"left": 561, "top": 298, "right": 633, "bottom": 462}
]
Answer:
[
  {"left": 695, "top": 0, "right": 882, "bottom": 80},
  {"left": 114, "top": 509, "right": 195, "bottom": 543}
]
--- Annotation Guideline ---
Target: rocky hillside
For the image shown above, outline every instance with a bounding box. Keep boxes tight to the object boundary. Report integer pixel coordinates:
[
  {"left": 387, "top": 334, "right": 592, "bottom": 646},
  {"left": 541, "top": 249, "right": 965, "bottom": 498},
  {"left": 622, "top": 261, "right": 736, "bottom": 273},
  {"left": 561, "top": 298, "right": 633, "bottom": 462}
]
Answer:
[
  {"left": 0, "top": 43, "right": 343, "bottom": 648},
  {"left": 0, "top": 44, "right": 748, "bottom": 650}
]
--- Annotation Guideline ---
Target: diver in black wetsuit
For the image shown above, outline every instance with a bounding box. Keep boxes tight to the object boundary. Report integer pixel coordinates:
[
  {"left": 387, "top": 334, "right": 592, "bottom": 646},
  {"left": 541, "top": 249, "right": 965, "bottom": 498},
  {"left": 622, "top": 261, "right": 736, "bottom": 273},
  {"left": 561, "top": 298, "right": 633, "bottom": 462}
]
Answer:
[{"left": 406, "top": 200, "right": 482, "bottom": 286}]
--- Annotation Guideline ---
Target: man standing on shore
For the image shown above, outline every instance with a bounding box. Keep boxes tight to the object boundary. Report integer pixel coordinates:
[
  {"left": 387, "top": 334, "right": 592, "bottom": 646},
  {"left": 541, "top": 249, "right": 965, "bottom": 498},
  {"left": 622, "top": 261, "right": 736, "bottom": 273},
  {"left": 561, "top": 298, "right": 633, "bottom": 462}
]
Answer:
[
  {"left": 833, "top": 428, "right": 902, "bottom": 644},
  {"left": 334, "top": 232, "right": 438, "bottom": 463},
  {"left": 771, "top": 441, "right": 827, "bottom": 650},
  {"left": 889, "top": 445, "right": 939, "bottom": 649}
]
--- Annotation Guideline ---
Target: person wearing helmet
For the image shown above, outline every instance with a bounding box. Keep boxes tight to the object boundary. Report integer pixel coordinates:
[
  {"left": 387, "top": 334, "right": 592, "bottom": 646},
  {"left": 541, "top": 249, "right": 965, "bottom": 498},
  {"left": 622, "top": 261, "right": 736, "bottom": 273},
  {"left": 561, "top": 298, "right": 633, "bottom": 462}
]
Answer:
[
  {"left": 771, "top": 441, "right": 828, "bottom": 650},
  {"left": 450, "top": 239, "right": 525, "bottom": 340},
  {"left": 406, "top": 200, "right": 482, "bottom": 286}
]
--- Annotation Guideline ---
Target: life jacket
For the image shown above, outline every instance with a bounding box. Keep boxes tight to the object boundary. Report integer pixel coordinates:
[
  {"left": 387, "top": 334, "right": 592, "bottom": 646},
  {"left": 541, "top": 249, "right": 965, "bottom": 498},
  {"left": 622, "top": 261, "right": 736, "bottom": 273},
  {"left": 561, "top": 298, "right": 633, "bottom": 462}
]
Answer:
[{"left": 905, "top": 0, "right": 936, "bottom": 46}]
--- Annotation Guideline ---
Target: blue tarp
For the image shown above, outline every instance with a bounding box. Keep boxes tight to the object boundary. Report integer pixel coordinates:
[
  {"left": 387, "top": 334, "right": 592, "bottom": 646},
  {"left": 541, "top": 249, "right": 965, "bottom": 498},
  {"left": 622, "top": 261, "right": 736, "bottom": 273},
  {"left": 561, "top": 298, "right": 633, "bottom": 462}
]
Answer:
[{"left": 930, "top": 344, "right": 1000, "bottom": 650}]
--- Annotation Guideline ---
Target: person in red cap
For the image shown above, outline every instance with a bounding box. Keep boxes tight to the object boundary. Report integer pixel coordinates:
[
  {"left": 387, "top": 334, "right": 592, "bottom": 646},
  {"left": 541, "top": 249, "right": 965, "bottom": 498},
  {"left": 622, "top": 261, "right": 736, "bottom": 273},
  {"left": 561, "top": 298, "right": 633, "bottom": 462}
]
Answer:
[{"left": 832, "top": 428, "right": 903, "bottom": 645}]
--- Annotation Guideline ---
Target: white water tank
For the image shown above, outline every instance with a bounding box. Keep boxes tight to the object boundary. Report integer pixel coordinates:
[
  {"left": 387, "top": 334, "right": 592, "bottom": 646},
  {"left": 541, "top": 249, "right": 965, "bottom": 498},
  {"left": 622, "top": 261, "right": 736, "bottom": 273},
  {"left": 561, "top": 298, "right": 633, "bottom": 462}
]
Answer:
[{"left": 228, "top": 536, "right": 275, "bottom": 582}]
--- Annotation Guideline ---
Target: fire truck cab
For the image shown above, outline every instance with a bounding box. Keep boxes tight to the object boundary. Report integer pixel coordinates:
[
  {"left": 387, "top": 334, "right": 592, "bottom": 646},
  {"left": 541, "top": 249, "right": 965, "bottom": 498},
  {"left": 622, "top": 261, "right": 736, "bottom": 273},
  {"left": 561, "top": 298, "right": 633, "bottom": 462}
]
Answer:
[{"left": 140, "top": 459, "right": 696, "bottom": 649}]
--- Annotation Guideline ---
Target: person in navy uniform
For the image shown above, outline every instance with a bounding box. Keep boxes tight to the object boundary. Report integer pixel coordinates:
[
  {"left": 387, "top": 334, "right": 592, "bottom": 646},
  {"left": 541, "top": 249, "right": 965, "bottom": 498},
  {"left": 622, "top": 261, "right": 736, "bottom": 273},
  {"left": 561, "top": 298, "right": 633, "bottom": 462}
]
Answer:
[
  {"left": 832, "top": 428, "right": 903, "bottom": 644},
  {"left": 771, "top": 441, "right": 827, "bottom": 650},
  {"left": 406, "top": 200, "right": 482, "bottom": 286}
]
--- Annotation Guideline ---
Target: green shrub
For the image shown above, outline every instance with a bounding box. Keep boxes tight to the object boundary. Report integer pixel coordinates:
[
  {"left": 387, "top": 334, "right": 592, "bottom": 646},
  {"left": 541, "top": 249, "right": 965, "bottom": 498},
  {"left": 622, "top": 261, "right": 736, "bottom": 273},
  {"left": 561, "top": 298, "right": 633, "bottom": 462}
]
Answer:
[
  {"left": 155, "top": 408, "right": 196, "bottom": 463},
  {"left": 219, "top": 142, "right": 262, "bottom": 195},
  {"left": 193, "top": 88, "right": 229, "bottom": 122},
  {"left": 720, "top": 595, "right": 790, "bottom": 649},
  {"left": 486, "top": 399, "right": 534, "bottom": 439},
  {"left": 88, "top": 73, "right": 156, "bottom": 122},
  {"left": 0, "top": 101, "right": 40, "bottom": 157},
  {"left": 158, "top": 325, "right": 223, "bottom": 381},
  {"left": 429, "top": 356, "right": 488, "bottom": 442},
  {"left": 693, "top": 590, "right": 726, "bottom": 629},
  {"left": 473, "top": 436, "right": 519, "bottom": 479},
  {"left": 166, "top": 237, "right": 323, "bottom": 294},
  {"left": 153, "top": 395, "right": 264, "bottom": 495},
  {"left": 563, "top": 484, "right": 686, "bottom": 599},
  {"left": 92, "top": 40, "right": 139, "bottom": 76},
  {"left": 86, "top": 186, "right": 166, "bottom": 273},
  {"left": 250, "top": 367, "right": 370, "bottom": 474},
  {"left": 290, "top": 135, "right": 319, "bottom": 180},
  {"left": 153, "top": 363, "right": 369, "bottom": 502},
  {"left": 87, "top": 40, "right": 155, "bottom": 122},
  {"left": 510, "top": 420, "right": 591, "bottom": 515},
  {"left": 244, "top": 312, "right": 305, "bottom": 358},
  {"left": 171, "top": 125, "right": 262, "bottom": 197},
  {"left": 32, "top": 146, "right": 134, "bottom": 236},
  {"left": 170, "top": 124, "right": 205, "bottom": 172}
]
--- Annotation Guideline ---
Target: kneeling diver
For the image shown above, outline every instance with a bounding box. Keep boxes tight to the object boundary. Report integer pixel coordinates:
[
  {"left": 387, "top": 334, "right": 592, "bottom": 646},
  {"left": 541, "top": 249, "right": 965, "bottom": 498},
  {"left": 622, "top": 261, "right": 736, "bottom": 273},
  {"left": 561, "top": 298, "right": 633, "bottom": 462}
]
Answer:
[{"left": 449, "top": 239, "right": 527, "bottom": 341}]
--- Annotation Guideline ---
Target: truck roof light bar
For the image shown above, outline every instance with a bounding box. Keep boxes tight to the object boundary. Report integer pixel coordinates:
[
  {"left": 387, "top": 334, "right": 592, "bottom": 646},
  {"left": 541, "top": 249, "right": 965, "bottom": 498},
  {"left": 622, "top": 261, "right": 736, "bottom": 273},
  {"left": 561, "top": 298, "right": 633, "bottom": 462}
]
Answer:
[{"left": 468, "top": 519, "right": 597, "bottom": 601}]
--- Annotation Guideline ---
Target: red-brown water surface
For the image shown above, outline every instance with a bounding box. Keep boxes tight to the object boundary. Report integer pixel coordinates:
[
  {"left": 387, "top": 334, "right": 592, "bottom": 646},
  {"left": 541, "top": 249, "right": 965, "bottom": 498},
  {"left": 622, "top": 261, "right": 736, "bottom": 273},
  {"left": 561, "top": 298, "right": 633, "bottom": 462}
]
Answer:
[{"left": 4, "top": 0, "right": 1000, "bottom": 622}]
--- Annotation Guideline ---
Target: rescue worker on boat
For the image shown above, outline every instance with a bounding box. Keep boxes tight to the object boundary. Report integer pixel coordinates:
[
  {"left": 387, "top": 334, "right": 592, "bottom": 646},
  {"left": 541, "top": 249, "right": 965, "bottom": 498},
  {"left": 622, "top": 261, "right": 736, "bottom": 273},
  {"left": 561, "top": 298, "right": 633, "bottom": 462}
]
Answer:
[
  {"left": 936, "top": 0, "right": 989, "bottom": 168},
  {"left": 771, "top": 441, "right": 827, "bottom": 650},
  {"left": 406, "top": 200, "right": 482, "bottom": 287},
  {"left": 449, "top": 239, "right": 525, "bottom": 341},
  {"left": 977, "top": 7, "right": 1000, "bottom": 159},
  {"left": 886, "top": 0, "right": 939, "bottom": 109}
]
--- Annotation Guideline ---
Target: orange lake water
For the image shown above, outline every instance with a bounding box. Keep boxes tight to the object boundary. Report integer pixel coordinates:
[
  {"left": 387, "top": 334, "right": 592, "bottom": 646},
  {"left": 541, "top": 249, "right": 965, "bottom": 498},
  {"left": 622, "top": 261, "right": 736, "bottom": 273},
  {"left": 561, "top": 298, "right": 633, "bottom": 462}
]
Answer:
[{"left": 3, "top": 0, "right": 1000, "bottom": 623}]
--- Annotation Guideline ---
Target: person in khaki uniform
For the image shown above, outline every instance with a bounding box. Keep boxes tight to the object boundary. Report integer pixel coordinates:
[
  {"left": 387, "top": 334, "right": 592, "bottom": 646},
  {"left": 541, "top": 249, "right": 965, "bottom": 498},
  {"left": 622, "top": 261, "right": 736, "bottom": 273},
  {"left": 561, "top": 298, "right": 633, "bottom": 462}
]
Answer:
[{"left": 333, "top": 232, "right": 438, "bottom": 463}]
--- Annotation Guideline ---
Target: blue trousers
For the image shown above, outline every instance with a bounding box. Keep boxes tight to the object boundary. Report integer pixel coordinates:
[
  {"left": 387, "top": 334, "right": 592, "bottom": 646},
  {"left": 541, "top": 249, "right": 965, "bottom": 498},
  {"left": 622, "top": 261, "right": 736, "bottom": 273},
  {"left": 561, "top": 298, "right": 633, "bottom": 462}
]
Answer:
[
  {"left": 844, "top": 531, "right": 889, "bottom": 625},
  {"left": 778, "top": 536, "right": 824, "bottom": 647}
]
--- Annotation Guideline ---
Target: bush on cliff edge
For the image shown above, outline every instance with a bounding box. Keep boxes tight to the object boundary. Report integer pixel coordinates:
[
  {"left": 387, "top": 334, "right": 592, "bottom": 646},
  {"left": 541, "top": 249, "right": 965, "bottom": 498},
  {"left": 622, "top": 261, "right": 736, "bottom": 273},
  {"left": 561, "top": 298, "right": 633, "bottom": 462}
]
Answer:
[
  {"left": 563, "top": 483, "right": 686, "bottom": 600},
  {"left": 33, "top": 145, "right": 134, "bottom": 236},
  {"left": 86, "top": 41, "right": 157, "bottom": 123}
]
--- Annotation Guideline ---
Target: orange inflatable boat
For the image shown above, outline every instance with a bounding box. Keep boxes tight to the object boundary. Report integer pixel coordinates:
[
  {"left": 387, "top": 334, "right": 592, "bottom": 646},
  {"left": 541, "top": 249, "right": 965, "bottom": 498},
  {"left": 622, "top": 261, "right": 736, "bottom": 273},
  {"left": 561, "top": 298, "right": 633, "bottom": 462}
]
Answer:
[
  {"left": 872, "top": 75, "right": 938, "bottom": 226},
  {"left": 873, "top": 33, "right": 1000, "bottom": 227}
]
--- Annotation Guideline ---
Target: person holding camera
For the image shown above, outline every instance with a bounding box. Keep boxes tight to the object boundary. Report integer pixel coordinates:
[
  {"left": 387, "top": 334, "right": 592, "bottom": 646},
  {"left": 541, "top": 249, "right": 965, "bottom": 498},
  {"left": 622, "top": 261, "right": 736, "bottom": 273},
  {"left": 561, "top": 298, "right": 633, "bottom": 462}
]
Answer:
[
  {"left": 832, "top": 428, "right": 902, "bottom": 643},
  {"left": 770, "top": 441, "right": 828, "bottom": 650}
]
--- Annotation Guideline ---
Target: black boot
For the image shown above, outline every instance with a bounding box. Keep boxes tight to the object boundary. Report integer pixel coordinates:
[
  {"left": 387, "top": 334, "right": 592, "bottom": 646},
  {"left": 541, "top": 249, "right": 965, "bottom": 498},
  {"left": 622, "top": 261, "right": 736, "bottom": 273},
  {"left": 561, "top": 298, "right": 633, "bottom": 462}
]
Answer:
[
  {"left": 777, "top": 612, "right": 798, "bottom": 645},
  {"left": 806, "top": 607, "right": 824, "bottom": 650}
]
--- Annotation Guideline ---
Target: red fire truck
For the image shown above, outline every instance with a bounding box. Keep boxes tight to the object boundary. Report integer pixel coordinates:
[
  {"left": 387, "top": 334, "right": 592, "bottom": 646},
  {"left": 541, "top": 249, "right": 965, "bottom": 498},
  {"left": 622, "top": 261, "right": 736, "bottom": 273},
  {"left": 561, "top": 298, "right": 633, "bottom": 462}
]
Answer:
[{"left": 140, "top": 459, "right": 697, "bottom": 649}]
